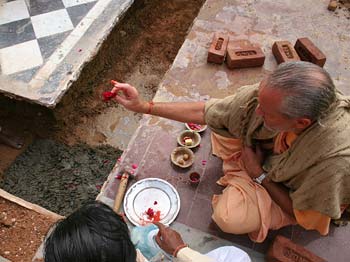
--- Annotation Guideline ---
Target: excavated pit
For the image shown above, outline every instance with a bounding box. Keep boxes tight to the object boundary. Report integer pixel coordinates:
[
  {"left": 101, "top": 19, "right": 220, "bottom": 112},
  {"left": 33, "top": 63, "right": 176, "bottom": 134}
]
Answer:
[{"left": 0, "top": 0, "right": 205, "bottom": 216}]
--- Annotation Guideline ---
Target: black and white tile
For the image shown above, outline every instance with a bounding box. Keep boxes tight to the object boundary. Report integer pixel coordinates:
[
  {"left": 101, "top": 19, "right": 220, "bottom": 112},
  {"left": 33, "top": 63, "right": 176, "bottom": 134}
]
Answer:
[
  {"left": 0, "top": 18, "right": 35, "bottom": 49},
  {"left": 0, "top": 40, "right": 43, "bottom": 75},
  {"left": 0, "top": 0, "right": 98, "bottom": 77}
]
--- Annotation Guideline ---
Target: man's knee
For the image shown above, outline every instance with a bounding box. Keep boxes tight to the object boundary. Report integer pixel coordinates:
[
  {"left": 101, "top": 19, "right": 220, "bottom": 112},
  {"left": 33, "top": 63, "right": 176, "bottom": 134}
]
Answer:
[{"left": 212, "top": 186, "right": 261, "bottom": 234}]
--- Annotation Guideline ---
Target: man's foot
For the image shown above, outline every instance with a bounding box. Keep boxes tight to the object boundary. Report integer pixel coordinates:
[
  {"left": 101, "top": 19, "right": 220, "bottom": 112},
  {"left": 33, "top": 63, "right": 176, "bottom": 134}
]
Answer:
[
  {"left": 332, "top": 219, "right": 348, "bottom": 227},
  {"left": 0, "top": 126, "right": 24, "bottom": 149},
  {"left": 331, "top": 210, "right": 350, "bottom": 227}
]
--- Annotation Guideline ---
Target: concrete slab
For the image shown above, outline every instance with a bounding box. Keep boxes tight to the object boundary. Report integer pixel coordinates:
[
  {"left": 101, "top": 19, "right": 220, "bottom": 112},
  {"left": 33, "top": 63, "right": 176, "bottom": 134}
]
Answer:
[
  {"left": 100, "top": 0, "right": 350, "bottom": 261},
  {"left": 0, "top": 0, "right": 135, "bottom": 107},
  {"left": 0, "top": 256, "right": 10, "bottom": 262}
]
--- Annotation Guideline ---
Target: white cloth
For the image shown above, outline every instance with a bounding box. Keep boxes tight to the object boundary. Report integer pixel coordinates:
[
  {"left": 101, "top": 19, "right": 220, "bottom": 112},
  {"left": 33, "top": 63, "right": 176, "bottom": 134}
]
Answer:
[{"left": 206, "top": 246, "right": 251, "bottom": 262}]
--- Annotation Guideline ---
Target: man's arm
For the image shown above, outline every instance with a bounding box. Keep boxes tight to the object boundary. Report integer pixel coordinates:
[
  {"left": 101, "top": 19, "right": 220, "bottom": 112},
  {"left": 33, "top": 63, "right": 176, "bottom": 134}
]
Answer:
[
  {"left": 260, "top": 178, "right": 294, "bottom": 217},
  {"left": 241, "top": 146, "right": 295, "bottom": 218},
  {"left": 111, "top": 82, "right": 206, "bottom": 124}
]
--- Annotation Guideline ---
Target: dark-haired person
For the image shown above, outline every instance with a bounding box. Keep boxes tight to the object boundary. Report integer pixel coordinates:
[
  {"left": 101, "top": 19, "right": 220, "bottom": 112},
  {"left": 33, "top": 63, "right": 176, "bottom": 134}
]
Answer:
[
  {"left": 110, "top": 61, "right": 350, "bottom": 242},
  {"left": 44, "top": 201, "right": 251, "bottom": 262}
]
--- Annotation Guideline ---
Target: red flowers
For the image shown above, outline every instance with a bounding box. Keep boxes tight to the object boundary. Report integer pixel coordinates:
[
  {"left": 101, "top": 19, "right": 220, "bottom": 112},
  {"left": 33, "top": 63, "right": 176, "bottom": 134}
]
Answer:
[
  {"left": 146, "top": 208, "right": 154, "bottom": 218},
  {"left": 102, "top": 80, "right": 118, "bottom": 102},
  {"left": 145, "top": 207, "right": 161, "bottom": 222},
  {"left": 102, "top": 91, "right": 116, "bottom": 102}
]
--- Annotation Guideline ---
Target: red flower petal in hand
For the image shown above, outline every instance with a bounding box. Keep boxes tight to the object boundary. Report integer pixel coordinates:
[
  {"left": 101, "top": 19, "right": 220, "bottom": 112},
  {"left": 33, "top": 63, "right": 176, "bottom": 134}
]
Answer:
[{"left": 102, "top": 91, "right": 116, "bottom": 102}]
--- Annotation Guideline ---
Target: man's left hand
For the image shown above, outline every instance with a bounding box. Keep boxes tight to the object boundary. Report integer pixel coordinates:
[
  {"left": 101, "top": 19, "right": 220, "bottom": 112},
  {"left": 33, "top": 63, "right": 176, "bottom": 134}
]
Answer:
[{"left": 241, "top": 146, "right": 264, "bottom": 179}]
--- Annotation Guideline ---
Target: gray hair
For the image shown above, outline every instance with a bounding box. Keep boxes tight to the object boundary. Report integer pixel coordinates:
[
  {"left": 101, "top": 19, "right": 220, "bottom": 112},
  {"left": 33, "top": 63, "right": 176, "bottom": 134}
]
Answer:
[{"left": 265, "top": 61, "right": 336, "bottom": 121}]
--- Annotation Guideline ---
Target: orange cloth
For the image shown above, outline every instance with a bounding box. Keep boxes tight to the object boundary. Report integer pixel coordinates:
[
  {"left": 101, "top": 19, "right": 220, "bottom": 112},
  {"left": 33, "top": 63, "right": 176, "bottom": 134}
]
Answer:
[
  {"left": 274, "top": 132, "right": 331, "bottom": 235},
  {"left": 211, "top": 133, "right": 296, "bottom": 243},
  {"left": 211, "top": 131, "right": 333, "bottom": 241},
  {"left": 293, "top": 210, "right": 330, "bottom": 235}
]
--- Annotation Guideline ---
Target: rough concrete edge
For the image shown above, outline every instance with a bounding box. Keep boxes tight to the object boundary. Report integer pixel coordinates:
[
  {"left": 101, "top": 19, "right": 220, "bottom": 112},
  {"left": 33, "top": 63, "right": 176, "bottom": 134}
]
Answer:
[
  {"left": 0, "top": 255, "right": 11, "bottom": 262},
  {"left": 96, "top": 118, "right": 147, "bottom": 203}
]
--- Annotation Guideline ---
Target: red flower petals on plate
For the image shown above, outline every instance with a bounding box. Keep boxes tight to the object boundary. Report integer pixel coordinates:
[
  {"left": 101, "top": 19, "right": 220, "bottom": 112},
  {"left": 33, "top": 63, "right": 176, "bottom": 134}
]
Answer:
[
  {"left": 153, "top": 211, "right": 161, "bottom": 222},
  {"left": 146, "top": 208, "right": 154, "bottom": 218},
  {"left": 145, "top": 208, "right": 161, "bottom": 222}
]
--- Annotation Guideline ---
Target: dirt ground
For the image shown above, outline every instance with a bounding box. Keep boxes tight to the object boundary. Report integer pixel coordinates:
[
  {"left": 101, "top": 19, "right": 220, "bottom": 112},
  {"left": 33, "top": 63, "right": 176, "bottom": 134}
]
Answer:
[{"left": 0, "top": 197, "right": 58, "bottom": 262}]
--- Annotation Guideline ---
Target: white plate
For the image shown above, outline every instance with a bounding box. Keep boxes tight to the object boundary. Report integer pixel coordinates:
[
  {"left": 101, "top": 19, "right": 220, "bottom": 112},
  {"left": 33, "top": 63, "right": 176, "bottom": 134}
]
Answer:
[{"left": 123, "top": 178, "right": 180, "bottom": 226}]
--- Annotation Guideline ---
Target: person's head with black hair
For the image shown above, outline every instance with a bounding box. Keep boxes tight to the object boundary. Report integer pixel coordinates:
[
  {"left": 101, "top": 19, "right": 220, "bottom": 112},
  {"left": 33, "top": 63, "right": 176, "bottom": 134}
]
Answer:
[{"left": 44, "top": 201, "right": 136, "bottom": 262}]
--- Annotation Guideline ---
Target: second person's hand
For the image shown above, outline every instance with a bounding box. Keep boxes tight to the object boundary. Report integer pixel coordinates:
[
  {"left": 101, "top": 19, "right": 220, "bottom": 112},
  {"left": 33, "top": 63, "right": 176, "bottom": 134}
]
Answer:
[{"left": 153, "top": 222, "right": 186, "bottom": 256}]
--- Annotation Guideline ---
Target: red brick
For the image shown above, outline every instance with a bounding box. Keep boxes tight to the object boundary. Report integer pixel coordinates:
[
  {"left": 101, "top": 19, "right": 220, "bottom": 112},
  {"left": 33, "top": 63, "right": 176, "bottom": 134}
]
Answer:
[
  {"left": 266, "top": 235, "right": 326, "bottom": 262},
  {"left": 207, "top": 33, "right": 229, "bottom": 64},
  {"left": 272, "top": 41, "right": 300, "bottom": 64},
  {"left": 226, "top": 46, "right": 265, "bottom": 69},
  {"left": 294, "top": 38, "right": 326, "bottom": 67}
]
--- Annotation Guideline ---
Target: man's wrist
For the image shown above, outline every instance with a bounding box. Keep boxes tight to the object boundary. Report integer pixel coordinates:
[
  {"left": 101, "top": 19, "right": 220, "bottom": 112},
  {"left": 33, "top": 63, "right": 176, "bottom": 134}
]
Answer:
[
  {"left": 252, "top": 167, "right": 264, "bottom": 179},
  {"left": 173, "top": 243, "right": 188, "bottom": 257},
  {"left": 253, "top": 171, "right": 267, "bottom": 184},
  {"left": 138, "top": 101, "right": 150, "bottom": 114}
]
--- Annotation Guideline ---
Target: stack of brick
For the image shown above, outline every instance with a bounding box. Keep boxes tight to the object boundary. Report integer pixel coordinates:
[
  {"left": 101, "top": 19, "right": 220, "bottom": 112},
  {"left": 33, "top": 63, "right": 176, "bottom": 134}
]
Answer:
[
  {"left": 207, "top": 35, "right": 265, "bottom": 69},
  {"left": 207, "top": 34, "right": 326, "bottom": 69}
]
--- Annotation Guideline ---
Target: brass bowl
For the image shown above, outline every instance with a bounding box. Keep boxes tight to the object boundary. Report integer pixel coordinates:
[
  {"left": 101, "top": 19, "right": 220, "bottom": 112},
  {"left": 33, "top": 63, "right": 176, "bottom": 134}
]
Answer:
[
  {"left": 170, "top": 147, "right": 194, "bottom": 168},
  {"left": 177, "top": 130, "right": 201, "bottom": 149}
]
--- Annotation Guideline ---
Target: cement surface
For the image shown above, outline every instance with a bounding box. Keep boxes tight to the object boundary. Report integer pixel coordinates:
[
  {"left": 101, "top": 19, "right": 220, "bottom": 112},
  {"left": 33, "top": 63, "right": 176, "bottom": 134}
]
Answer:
[{"left": 100, "top": 0, "right": 350, "bottom": 261}]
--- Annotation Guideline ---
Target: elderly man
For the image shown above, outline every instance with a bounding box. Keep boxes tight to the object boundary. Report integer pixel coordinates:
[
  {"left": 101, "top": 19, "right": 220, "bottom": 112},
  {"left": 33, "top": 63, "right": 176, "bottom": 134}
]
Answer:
[{"left": 111, "top": 61, "right": 350, "bottom": 242}]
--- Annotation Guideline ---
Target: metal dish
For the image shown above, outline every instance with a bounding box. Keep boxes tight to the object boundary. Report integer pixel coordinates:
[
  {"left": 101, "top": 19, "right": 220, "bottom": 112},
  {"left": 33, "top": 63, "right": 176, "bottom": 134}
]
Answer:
[
  {"left": 170, "top": 146, "right": 195, "bottom": 168},
  {"left": 177, "top": 130, "right": 201, "bottom": 149},
  {"left": 185, "top": 123, "right": 207, "bottom": 132},
  {"left": 123, "top": 178, "right": 180, "bottom": 226}
]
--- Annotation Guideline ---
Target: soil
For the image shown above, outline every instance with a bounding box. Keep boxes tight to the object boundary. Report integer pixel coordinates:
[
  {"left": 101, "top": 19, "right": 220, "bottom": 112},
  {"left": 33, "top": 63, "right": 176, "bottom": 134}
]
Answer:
[
  {"left": 0, "top": 197, "right": 58, "bottom": 262},
  {"left": 334, "top": 1, "right": 350, "bottom": 19},
  {"left": 1, "top": 139, "right": 122, "bottom": 216}
]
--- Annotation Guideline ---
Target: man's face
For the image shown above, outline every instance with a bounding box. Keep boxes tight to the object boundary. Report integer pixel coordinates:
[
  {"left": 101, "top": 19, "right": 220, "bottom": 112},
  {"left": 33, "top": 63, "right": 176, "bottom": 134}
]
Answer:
[{"left": 255, "top": 83, "right": 297, "bottom": 132}]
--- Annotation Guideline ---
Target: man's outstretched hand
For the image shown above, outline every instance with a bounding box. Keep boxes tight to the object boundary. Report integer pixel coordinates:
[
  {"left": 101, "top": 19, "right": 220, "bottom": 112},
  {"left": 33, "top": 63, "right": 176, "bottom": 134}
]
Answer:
[
  {"left": 154, "top": 222, "right": 186, "bottom": 255},
  {"left": 111, "top": 81, "right": 147, "bottom": 113}
]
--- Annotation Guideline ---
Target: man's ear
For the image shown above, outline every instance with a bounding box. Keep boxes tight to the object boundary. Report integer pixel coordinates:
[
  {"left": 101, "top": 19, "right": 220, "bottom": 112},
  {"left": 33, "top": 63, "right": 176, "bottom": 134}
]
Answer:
[{"left": 295, "top": 118, "right": 312, "bottom": 129}]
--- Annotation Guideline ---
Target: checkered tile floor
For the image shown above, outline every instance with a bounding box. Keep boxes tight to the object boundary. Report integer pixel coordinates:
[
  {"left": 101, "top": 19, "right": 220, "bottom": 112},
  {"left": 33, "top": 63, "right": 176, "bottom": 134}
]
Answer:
[{"left": 0, "top": 0, "right": 97, "bottom": 77}]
